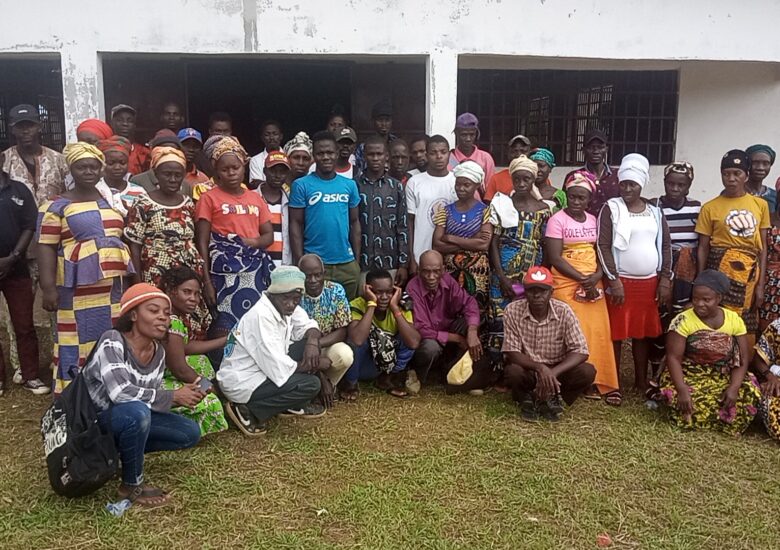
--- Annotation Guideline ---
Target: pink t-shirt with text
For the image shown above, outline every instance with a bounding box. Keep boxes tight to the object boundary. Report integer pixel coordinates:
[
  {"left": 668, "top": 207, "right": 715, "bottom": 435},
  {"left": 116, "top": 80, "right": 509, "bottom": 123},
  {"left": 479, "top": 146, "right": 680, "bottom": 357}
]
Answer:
[{"left": 545, "top": 210, "right": 598, "bottom": 244}]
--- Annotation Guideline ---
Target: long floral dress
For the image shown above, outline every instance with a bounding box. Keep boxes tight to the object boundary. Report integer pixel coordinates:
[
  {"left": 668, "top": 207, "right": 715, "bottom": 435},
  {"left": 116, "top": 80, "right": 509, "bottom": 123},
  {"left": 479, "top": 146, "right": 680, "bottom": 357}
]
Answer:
[
  {"left": 125, "top": 194, "right": 211, "bottom": 337},
  {"left": 754, "top": 318, "right": 780, "bottom": 440},
  {"left": 486, "top": 192, "right": 551, "bottom": 360},
  {"left": 162, "top": 315, "right": 228, "bottom": 436}
]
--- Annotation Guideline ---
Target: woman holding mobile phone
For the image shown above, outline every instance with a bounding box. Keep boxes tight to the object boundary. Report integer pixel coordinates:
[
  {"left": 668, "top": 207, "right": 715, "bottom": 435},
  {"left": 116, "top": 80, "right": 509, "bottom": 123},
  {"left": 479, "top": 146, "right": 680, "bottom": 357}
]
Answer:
[{"left": 160, "top": 267, "right": 228, "bottom": 436}]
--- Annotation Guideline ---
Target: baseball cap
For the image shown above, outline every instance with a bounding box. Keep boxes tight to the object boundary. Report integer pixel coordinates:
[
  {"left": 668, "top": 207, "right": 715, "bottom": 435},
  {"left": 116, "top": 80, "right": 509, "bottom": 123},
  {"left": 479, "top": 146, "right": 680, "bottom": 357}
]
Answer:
[
  {"left": 455, "top": 112, "right": 479, "bottom": 129},
  {"left": 508, "top": 134, "right": 531, "bottom": 147},
  {"left": 371, "top": 100, "right": 393, "bottom": 119},
  {"left": 336, "top": 127, "right": 358, "bottom": 143},
  {"left": 523, "top": 266, "right": 554, "bottom": 289},
  {"left": 265, "top": 151, "right": 291, "bottom": 169},
  {"left": 110, "top": 104, "right": 136, "bottom": 118},
  {"left": 9, "top": 104, "right": 39, "bottom": 126},
  {"left": 584, "top": 129, "right": 608, "bottom": 146},
  {"left": 177, "top": 128, "right": 203, "bottom": 144}
]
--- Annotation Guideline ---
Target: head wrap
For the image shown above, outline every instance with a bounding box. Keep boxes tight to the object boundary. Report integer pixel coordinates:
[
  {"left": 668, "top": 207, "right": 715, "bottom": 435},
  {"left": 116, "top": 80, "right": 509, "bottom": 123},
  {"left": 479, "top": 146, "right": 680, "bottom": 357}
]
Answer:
[
  {"left": 746, "top": 144, "right": 776, "bottom": 165},
  {"left": 150, "top": 146, "right": 186, "bottom": 170},
  {"left": 530, "top": 148, "right": 556, "bottom": 169},
  {"left": 119, "top": 283, "right": 171, "bottom": 317},
  {"left": 63, "top": 142, "right": 105, "bottom": 167},
  {"left": 618, "top": 153, "right": 650, "bottom": 188},
  {"left": 664, "top": 161, "right": 694, "bottom": 182},
  {"left": 564, "top": 169, "right": 597, "bottom": 193},
  {"left": 97, "top": 136, "right": 131, "bottom": 158},
  {"left": 211, "top": 135, "right": 248, "bottom": 164},
  {"left": 149, "top": 129, "right": 181, "bottom": 149},
  {"left": 692, "top": 269, "right": 730, "bottom": 296},
  {"left": 721, "top": 149, "right": 750, "bottom": 175},
  {"left": 283, "top": 131, "right": 313, "bottom": 157},
  {"left": 203, "top": 135, "right": 226, "bottom": 161},
  {"left": 76, "top": 119, "right": 113, "bottom": 141},
  {"left": 266, "top": 266, "right": 305, "bottom": 294},
  {"left": 508, "top": 155, "right": 539, "bottom": 177},
  {"left": 452, "top": 160, "right": 485, "bottom": 185}
]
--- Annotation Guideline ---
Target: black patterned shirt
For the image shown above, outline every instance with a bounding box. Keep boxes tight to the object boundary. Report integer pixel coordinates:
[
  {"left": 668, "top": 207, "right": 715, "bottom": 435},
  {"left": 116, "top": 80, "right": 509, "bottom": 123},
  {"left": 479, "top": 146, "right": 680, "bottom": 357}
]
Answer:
[{"left": 355, "top": 172, "right": 409, "bottom": 271}]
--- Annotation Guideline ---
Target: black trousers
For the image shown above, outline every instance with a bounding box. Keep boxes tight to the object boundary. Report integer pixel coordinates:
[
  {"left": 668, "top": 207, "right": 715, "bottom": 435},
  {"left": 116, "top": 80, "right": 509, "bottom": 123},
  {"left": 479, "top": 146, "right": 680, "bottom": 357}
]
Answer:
[
  {"left": 504, "top": 362, "right": 596, "bottom": 405},
  {"left": 407, "top": 317, "right": 494, "bottom": 391}
]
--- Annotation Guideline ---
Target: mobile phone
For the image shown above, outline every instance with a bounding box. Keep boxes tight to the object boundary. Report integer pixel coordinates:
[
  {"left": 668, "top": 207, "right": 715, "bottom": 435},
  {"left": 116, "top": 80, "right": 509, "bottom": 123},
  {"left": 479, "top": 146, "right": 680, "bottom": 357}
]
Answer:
[{"left": 198, "top": 377, "right": 212, "bottom": 393}]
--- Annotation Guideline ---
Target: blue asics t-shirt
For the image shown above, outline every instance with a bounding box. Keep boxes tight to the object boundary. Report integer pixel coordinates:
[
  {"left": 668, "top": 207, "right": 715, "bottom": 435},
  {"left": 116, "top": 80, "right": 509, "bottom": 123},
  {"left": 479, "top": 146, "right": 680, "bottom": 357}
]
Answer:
[{"left": 289, "top": 173, "right": 360, "bottom": 264}]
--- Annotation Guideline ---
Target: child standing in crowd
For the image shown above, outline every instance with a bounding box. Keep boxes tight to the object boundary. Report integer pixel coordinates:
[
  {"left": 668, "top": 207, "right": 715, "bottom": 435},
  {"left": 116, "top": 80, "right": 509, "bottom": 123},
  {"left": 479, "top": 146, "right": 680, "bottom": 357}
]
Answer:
[
  {"left": 37, "top": 143, "right": 134, "bottom": 393},
  {"left": 258, "top": 151, "right": 292, "bottom": 267},
  {"left": 195, "top": 136, "right": 275, "bottom": 334}
]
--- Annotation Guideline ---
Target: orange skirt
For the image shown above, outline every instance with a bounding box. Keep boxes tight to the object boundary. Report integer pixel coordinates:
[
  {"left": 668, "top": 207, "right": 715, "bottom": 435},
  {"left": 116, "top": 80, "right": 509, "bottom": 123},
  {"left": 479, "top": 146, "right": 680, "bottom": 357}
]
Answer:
[{"left": 607, "top": 276, "right": 662, "bottom": 340}]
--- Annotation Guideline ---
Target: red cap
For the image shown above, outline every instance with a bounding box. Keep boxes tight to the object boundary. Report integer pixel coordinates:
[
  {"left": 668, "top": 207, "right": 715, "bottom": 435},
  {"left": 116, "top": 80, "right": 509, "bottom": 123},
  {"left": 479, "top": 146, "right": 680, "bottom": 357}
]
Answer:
[
  {"left": 523, "top": 266, "right": 554, "bottom": 289},
  {"left": 265, "top": 151, "right": 290, "bottom": 169}
]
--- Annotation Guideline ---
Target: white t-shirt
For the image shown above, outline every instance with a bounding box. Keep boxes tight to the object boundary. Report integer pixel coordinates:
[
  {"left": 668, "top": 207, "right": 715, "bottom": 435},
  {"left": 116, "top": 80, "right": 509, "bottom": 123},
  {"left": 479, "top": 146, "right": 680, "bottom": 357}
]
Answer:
[
  {"left": 248, "top": 150, "right": 270, "bottom": 183},
  {"left": 405, "top": 171, "right": 457, "bottom": 262},
  {"left": 618, "top": 207, "right": 660, "bottom": 278}
]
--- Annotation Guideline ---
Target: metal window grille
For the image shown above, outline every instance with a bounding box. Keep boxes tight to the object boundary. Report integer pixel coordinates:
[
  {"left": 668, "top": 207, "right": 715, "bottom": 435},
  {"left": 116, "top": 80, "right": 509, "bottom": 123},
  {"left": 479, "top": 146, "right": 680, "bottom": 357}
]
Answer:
[
  {"left": 37, "top": 96, "right": 65, "bottom": 151},
  {"left": 457, "top": 69, "right": 678, "bottom": 166}
]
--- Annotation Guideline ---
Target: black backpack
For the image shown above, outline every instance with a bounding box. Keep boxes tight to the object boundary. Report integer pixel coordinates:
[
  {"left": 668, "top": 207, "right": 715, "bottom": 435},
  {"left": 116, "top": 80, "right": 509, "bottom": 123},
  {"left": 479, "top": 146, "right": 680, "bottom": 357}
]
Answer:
[{"left": 41, "top": 350, "right": 120, "bottom": 498}]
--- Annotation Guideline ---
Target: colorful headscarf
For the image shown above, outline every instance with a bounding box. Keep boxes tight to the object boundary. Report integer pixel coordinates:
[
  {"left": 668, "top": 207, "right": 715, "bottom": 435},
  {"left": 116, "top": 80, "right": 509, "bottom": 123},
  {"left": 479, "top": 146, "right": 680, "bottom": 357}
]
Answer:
[
  {"left": 97, "top": 136, "right": 131, "bottom": 158},
  {"left": 63, "top": 142, "right": 105, "bottom": 167},
  {"left": 508, "top": 155, "right": 539, "bottom": 177},
  {"left": 453, "top": 160, "right": 485, "bottom": 185},
  {"left": 664, "top": 161, "right": 694, "bottom": 182},
  {"left": 746, "top": 144, "right": 776, "bottom": 165},
  {"left": 530, "top": 148, "right": 556, "bottom": 168},
  {"left": 618, "top": 153, "right": 650, "bottom": 188},
  {"left": 203, "top": 135, "right": 226, "bottom": 161},
  {"left": 283, "top": 131, "right": 313, "bottom": 157},
  {"left": 564, "top": 169, "right": 597, "bottom": 193},
  {"left": 150, "top": 146, "right": 186, "bottom": 169},
  {"left": 211, "top": 135, "right": 248, "bottom": 164},
  {"left": 76, "top": 119, "right": 113, "bottom": 141}
]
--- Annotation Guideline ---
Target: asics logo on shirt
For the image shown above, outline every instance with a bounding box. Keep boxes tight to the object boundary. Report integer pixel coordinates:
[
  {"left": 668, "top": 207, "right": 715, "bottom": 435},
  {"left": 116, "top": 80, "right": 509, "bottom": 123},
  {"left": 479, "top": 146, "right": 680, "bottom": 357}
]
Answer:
[{"left": 308, "top": 191, "right": 351, "bottom": 206}]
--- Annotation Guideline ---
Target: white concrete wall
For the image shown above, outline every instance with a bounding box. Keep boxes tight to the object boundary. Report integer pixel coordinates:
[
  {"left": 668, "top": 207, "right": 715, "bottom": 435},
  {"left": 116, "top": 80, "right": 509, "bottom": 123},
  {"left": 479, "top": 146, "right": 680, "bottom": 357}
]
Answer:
[{"left": 1, "top": 1, "right": 780, "bottom": 202}]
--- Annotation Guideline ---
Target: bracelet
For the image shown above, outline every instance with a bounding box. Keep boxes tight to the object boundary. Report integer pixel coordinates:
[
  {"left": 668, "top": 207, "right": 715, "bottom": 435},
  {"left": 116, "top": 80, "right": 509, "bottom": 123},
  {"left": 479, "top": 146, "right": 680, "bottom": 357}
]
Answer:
[
  {"left": 393, "top": 310, "right": 404, "bottom": 317},
  {"left": 306, "top": 341, "right": 320, "bottom": 347},
  {"left": 366, "top": 301, "right": 377, "bottom": 308}
]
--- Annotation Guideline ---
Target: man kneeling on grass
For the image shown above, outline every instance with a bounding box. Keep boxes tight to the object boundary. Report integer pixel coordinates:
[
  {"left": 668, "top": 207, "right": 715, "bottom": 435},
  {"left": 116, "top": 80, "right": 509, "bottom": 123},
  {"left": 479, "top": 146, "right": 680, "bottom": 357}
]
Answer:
[
  {"left": 217, "top": 266, "right": 328, "bottom": 436},
  {"left": 502, "top": 266, "right": 595, "bottom": 422},
  {"left": 341, "top": 269, "right": 421, "bottom": 401}
]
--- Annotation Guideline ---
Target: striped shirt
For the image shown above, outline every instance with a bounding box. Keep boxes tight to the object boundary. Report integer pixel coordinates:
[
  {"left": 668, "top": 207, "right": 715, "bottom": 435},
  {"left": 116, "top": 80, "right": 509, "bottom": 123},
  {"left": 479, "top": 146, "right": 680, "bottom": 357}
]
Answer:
[
  {"left": 258, "top": 184, "right": 290, "bottom": 267},
  {"left": 82, "top": 330, "right": 173, "bottom": 413},
  {"left": 652, "top": 197, "right": 701, "bottom": 250}
]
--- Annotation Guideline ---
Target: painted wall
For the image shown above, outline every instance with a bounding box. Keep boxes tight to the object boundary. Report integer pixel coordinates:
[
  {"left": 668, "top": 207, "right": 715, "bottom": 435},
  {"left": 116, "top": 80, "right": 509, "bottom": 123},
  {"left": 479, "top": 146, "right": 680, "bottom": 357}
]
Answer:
[{"left": 1, "top": 1, "right": 779, "bottom": 200}]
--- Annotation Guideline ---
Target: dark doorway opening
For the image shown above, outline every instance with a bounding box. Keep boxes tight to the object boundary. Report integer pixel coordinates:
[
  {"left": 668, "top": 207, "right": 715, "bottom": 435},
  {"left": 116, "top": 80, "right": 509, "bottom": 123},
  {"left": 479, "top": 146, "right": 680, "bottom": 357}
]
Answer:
[{"left": 102, "top": 55, "right": 426, "bottom": 154}]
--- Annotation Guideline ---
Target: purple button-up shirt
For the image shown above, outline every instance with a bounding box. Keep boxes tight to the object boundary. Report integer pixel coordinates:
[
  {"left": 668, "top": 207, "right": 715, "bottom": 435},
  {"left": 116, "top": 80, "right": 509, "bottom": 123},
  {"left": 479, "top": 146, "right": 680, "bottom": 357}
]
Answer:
[{"left": 407, "top": 272, "right": 481, "bottom": 345}]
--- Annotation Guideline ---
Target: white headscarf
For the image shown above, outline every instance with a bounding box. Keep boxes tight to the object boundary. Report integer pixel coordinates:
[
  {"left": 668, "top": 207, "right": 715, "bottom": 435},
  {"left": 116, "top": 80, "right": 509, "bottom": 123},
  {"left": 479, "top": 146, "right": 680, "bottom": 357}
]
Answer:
[
  {"left": 617, "top": 153, "right": 650, "bottom": 188},
  {"left": 453, "top": 160, "right": 485, "bottom": 185}
]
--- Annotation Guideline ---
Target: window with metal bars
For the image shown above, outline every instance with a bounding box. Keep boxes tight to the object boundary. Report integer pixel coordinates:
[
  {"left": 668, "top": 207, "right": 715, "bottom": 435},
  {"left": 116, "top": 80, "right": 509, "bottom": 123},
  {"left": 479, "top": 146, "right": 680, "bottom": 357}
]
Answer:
[
  {"left": 456, "top": 69, "right": 679, "bottom": 167},
  {"left": 0, "top": 95, "right": 66, "bottom": 152}
]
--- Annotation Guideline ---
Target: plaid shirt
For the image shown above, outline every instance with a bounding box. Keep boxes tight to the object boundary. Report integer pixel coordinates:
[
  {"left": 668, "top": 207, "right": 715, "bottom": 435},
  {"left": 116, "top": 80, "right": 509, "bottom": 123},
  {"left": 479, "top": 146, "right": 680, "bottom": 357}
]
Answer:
[{"left": 502, "top": 298, "right": 588, "bottom": 366}]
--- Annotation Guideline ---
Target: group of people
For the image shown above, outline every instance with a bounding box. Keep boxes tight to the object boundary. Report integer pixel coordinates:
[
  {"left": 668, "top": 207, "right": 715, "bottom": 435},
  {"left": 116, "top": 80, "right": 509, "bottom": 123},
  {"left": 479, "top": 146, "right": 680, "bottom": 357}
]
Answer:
[{"left": 2, "top": 98, "right": 780, "bottom": 508}]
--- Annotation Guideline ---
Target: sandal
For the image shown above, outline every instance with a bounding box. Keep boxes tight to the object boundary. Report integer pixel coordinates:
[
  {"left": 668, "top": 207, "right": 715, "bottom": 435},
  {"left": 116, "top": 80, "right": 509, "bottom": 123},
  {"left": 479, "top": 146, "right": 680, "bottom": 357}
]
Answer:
[
  {"left": 119, "top": 484, "right": 171, "bottom": 509},
  {"left": 604, "top": 391, "right": 623, "bottom": 407},
  {"left": 387, "top": 387, "right": 410, "bottom": 399},
  {"left": 583, "top": 385, "right": 602, "bottom": 400}
]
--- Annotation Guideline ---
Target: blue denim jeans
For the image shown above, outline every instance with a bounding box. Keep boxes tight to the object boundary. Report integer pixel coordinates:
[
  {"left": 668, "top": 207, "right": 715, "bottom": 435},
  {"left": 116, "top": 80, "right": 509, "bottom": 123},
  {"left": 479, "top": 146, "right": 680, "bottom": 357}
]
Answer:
[
  {"left": 344, "top": 337, "right": 415, "bottom": 384},
  {"left": 97, "top": 401, "right": 201, "bottom": 486}
]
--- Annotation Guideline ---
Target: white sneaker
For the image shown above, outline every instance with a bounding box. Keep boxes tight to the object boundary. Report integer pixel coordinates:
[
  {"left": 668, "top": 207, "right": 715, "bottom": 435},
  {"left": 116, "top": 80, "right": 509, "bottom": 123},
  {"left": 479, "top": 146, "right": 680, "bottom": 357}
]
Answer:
[
  {"left": 22, "top": 379, "right": 50, "bottom": 395},
  {"left": 12, "top": 369, "right": 22, "bottom": 385}
]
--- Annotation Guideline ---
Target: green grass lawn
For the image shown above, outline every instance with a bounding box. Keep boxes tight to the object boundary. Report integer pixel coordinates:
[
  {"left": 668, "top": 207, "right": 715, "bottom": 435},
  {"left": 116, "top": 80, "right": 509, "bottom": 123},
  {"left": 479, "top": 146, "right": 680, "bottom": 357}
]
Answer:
[{"left": 1, "top": 368, "right": 779, "bottom": 550}]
